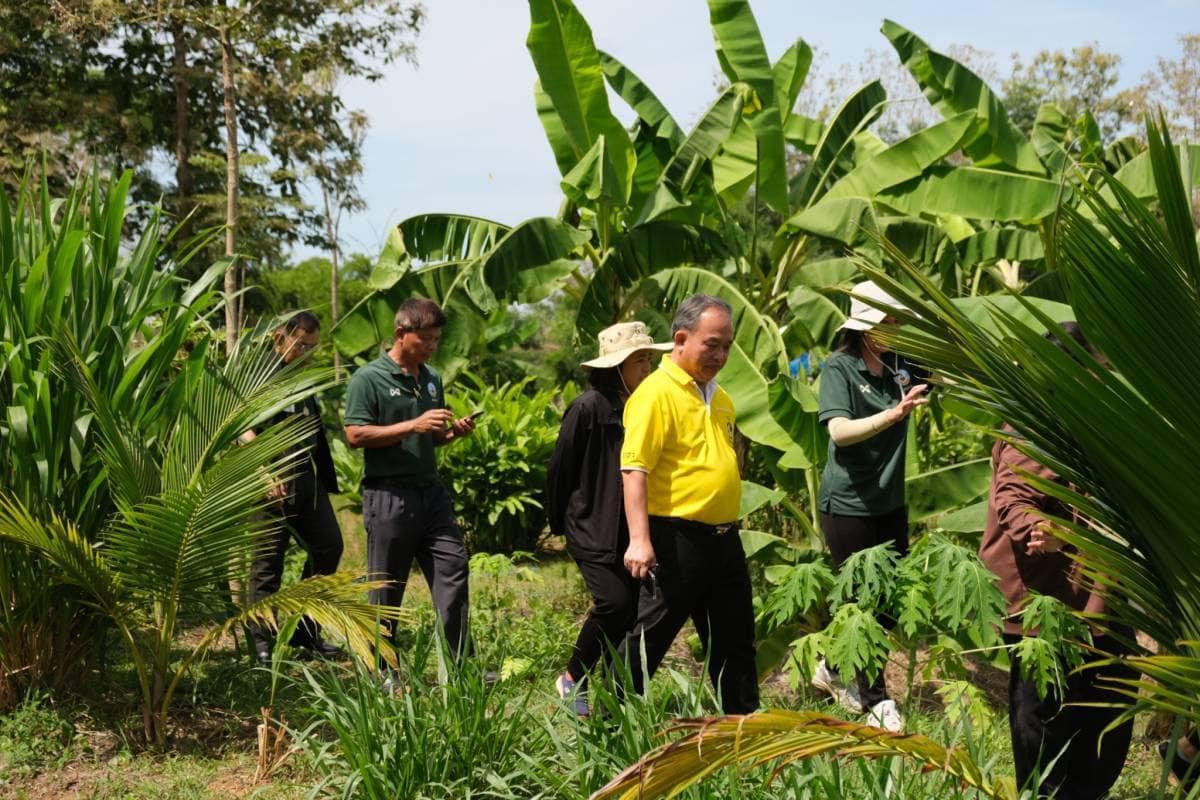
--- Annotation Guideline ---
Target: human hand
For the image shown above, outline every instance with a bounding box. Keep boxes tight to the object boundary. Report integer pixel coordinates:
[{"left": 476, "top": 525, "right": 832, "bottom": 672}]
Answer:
[
  {"left": 623, "top": 539, "right": 657, "bottom": 580},
  {"left": 409, "top": 408, "right": 455, "bottom": 434},
  {"left": 266, "top": 479, "right": 287, "bottom": 505},
  {"left": 443, "top": 415, "right": 476, "bottom": 442},
  {"left": 1027, "top": 522, "right": 1065, "bottom": 555},
  {"left": 887, "top": 384, "right": 929, "bottom": 424}
]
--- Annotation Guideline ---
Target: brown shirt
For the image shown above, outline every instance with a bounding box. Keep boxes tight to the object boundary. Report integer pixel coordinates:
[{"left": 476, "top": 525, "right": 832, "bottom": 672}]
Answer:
[{"left": 979, "top": 432, "right": 1103, "bottom": 635}]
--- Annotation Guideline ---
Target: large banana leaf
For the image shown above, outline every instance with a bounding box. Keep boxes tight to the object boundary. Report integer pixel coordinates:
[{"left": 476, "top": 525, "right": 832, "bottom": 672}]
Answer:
[
  {"left": 784, "top": 114, "right": 825, "bottom": 153},
  {"left": 1112, "top": 143, "right": 1200, "bottom": 200},
  {"left": 534, "top": 79, "right": 578, "bottom": 177},
  {"left": 876, "top": 166, "right": 1062, "bottom": 221},
  {"left": 773, "top": 39, "right": 813, "bottom": 119},
  {"left": 466, "top": 217, "right": 591, "bottom": 314},
  {"left": 527, "top": 0, "right": 634, "bottom": 200},
  {"left": 712, "top": 121, "right": 759, "bottom": 207},
  {"left": 636, "top": 83, "right": 751, "bottom": 224},
  {"left": 598, "top": 52, "right": 682, "bottom": 149},
  {"left": 882, "top": 20, "right": 1042, "bottom": 175},
  {"left": 958, "top": 227, "right": 1045, "bottom": 266},
  {"left": 561, "top": 134, "right": 624, "bottom": 207},
  {"left": 793, "top": 81, "right": 887, "bottom": 208},
  {"left": 822, "top": 111, "right": 977, "bottom": 201},
  {"left": 706, "top": 0, "right": 789, "bottom": 213},
  {"left": 906, "top": 458, "right": 991, "bottom": 523},
  {"left": 336, "top": 215, "right": 584, "bottom": 357},
  {"left": 709, "top": 42, "right": 814, "bottom": 206},
  {"left": 575, "top": 223, "right": 731, "bottom": 337},
  {"left": 782, "top": 197, "right": 882, "bottom": 263}
]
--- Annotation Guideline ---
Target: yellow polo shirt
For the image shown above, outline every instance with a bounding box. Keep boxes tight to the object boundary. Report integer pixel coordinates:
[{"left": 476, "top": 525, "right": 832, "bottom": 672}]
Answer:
[{"left": 620, "top": 356, "right": 741, "bottom": 525}]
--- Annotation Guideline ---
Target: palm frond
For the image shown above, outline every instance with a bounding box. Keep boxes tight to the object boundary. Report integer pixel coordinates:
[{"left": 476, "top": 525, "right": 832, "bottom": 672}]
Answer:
[
  {"left": 0, "top": 495, "right": 127, "bottom": 620},
  {"left": 590, "top": 711, "right": 1017, "bottom": 800},
  {"left": 862, "top": 116, "right": 1200, "bottom": 728},
  {"left": 161, "top": 334, "right": 334, "bottom": 492},
  {"left": 190, "top": 571, "right": 405, "bottom": 673}
]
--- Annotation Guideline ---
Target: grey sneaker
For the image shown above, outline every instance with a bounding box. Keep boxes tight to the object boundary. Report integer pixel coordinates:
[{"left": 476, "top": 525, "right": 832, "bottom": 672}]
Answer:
[
  {"left": 810, "top": 658, "right": 864, "bottom": 713},
  {"left": 556, "top": 673, "right": 590, "bottom": 718},
  {"left": 866, "top": 699, "right": 904, "bottom": 732},
  {"left": 380, "top": 669, "right": 403, "bottom": 696}
]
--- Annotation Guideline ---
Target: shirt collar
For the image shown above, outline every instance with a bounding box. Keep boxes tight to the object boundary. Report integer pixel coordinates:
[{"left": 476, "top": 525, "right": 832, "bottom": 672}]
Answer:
[
  {"left": 658, "top": 355, "right": 719, "bottom": 403},
  {"left": 378, "top": 351, "right": 425, "bottom": 382}
]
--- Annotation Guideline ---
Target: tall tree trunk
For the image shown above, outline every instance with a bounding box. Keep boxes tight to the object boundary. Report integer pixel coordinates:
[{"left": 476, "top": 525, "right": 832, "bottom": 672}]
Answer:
[
  {"left": 171, "top": 22, "right": 194, "bottom": 241},
  {"left": 321, "top": 182, "right": 342, "bottom": 382},
  {"left": 221, "top": 23, "right": 239, "bottom": 355}
]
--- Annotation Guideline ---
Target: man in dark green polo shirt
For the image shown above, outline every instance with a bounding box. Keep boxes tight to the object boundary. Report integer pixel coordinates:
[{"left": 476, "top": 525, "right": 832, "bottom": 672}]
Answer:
[{"left": 343, "top": 297, "right": 476, "bottom": 657}]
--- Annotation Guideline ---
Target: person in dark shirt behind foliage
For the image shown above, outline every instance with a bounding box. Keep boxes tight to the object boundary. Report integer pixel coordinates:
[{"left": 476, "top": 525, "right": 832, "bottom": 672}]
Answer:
[
  {"left": 546, "top": 322, "right": 670, "bottom": 717},
  {"left": 979, "top": 321, "right": 1133, "bottom": 800},
  {"left": 245, "top": 311, "right": 344, "bottom": 664}
]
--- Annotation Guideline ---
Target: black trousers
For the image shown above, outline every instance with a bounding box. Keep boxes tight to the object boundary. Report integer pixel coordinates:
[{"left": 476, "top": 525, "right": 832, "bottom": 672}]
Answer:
[
  {"left": 248, "top": 473, "right": 344, "bottom": 650},
  {"left": 364, "top": 482, "right": 470, "bottom": 656},
  {"left": 819, "top": 507, "right": 909, "bottom": 708},
  {"left": 1006, "top": 632, "right": 1135, "bottom": 799},
  {"left": 567, "top": 556, "right": 639, "bottom": 685},
  {"left": 620, "top": 518, "right": 759, "bottom": 714}
]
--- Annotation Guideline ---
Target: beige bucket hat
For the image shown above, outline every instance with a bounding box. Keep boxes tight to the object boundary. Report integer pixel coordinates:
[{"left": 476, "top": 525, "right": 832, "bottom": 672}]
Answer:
[
  {"left": 580, "top": 321, "right": 673, "bottom": 369},
  {"left": 839, "top": 280, "right": 907, "bottom": 332}
]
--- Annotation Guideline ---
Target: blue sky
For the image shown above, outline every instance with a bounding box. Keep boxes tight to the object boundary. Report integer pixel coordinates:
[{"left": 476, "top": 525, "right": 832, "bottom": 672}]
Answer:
[{"left": 299, "top": 0, "right": 1197, "bottom": 261}]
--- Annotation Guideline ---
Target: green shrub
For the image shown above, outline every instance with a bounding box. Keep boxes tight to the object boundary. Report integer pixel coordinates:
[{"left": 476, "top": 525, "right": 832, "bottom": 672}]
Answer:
[
  {"left": 439, "top": 377, "right": 573, "bottom": 553},
  {"left": 0, "top": 695, "right": 74, "bottom": 780}
]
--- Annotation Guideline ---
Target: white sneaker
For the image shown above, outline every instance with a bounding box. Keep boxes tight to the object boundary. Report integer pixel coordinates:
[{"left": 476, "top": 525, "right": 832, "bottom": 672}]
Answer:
[
  {"left": 866, "top": 699, "right": 904, "bottom": 732},
  {"left": 810, "top": 658, "right": 864, "bottom": 713}
]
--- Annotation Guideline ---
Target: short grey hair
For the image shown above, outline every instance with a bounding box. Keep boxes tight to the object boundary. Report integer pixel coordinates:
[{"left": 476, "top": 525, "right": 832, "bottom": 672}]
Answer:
[{"left": 671, "top": 294, "right": 732, "bottom": 335}]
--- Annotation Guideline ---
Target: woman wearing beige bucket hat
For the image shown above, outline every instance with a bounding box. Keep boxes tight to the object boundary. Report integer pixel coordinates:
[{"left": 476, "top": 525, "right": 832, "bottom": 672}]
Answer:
[
  {"left": 810, "top": 280, "right": 930, "bottom": 732},
  {"left": 546, "top": 321, "right": 672, "bottom": 716}
]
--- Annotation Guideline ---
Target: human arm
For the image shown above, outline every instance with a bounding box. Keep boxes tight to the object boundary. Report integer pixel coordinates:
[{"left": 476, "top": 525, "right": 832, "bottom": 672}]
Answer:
[
  {"left": 621, "top": 470, "right": 655, "bottom": 579},
  {"left": 344, "top": 408, "right": 454, "bottom": 449},
  {"left": 992, "top": 443, "right": 1065, "bottom": 555},
  {"left": 825, "top": 384, "right": 929, "bottom": 446},
  {"left": 545, "top": 400, "right": 588, "bottom": 536}
]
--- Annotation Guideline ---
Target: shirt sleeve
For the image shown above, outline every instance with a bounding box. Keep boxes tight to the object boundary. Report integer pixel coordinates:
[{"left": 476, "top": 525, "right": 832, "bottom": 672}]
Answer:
[
  {"left": 992, "top": 443, "right": 1059, "bottom": 546},
  {"left": 620, "top": 386, "right": 664, "bottom": 473},
  {"left": 818, "top": 359, "right": 854, "bottom": 423},
  {"left": 545, "top": 398, "right": 589, "bottom": 536},
  {"left": 342, "top": 372, "right": 377, "bottom": 426}
]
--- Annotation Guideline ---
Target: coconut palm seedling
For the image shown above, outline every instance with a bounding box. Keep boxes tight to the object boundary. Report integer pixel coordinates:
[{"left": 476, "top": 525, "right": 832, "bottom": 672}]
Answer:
[{"left": 0, "top": 334, "right": 400, "bottom": 745}]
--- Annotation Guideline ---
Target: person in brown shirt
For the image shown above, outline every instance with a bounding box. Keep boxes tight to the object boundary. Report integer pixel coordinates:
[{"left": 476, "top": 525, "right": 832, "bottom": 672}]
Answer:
[{"left": 979, "top": 321, "right": 1133, "bottom": 800}]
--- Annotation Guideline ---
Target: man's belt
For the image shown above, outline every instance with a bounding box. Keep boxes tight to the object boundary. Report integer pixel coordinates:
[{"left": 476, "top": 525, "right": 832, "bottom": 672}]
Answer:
[
  {"left": 362, "top": 477, "right": 438, "bottom": 491},
  {"left": 650, "top": 516, "right": 740, "bottom": 537}
]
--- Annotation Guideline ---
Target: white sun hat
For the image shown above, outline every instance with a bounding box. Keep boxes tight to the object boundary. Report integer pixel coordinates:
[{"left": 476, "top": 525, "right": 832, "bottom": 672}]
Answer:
[
  {"left": 580, "top": 321, "right": 673, "bottom": 369},
  {"left": 839, "top": 280, "right": 907, "bottom": 332}
]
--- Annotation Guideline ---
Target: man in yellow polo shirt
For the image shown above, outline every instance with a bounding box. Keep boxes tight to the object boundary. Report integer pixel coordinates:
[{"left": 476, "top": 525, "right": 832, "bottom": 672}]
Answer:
[{"left": 619, "top": 294, "right": 758, "bottom": 714}]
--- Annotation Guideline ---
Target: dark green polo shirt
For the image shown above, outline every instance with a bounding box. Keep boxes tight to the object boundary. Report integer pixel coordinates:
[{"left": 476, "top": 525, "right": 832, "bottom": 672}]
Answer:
[
  {"left": 343, "top": 352, "right": 445, "bottom": 481},
  {"left": 817, "top": 350, "right": 917, "bottom": 516}
]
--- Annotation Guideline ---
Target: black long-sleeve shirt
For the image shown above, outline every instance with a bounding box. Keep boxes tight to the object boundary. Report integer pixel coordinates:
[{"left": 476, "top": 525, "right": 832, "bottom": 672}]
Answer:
[{"left": 546, "top": 388, "right": 626, "bottom": 563}]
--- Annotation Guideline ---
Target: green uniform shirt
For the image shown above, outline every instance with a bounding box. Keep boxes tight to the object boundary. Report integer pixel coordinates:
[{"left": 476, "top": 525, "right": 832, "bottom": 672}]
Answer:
[
  {"left": 817, "top": 350, "right": 916, "bottom": 516},
  {"left": 343, "top": 352, "right": 445, "bottom": 482}
]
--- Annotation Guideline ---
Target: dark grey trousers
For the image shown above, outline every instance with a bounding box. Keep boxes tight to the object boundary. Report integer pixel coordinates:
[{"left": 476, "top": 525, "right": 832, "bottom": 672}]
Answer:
[
  {"left": 363, "top": 481, "right": 470, "bottom": 655},
  {"left": 248, "top": 472, "right": 344, "bottom": 650}
]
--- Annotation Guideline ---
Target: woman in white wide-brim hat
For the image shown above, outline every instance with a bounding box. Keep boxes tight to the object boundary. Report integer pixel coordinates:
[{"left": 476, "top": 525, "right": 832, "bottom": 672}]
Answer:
[
  {"left": 810, "top": 280, "right": 929, "bottom": 732},
  {"left": 545, "top": 321, "right": 671, "bottom": 717}
]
